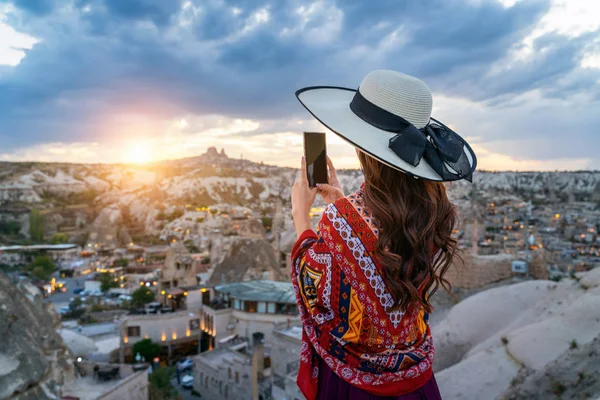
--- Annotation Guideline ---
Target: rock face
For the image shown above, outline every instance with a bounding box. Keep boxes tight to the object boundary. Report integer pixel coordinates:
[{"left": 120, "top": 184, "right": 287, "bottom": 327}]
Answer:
[
  {"left": 0, "top": 273, "right": 76, "bottom": 400},
  {"left": 207, "top": 238, "right": 287, "bottom": 285},
  {"left": 501, "top": 333, "right": 600, "bottom": 399},
  {"left": 433, "top": 267, "right": 600, "bottom": 400}
]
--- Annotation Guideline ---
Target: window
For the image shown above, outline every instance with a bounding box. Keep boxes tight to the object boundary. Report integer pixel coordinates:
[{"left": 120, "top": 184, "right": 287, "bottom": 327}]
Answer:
[
  {"left": 173, "top": 279, "right": 178, "bottom": 287},
  {"left": 228, "top": 368, "right": 232, "bottom": 380},
  {"left": 176, "top": 262, "right": 180, "bottom": 270},
  {"left": 244, "top": 301, "right": 257, "bottom": 313},
  {"left": 276, "top": 303, "right": 286, "bottom": 314},
  {"left": 257, "top": 302, "right": 266, "bottom": 313},
  {"left": 127, "top": 326, "right": 141, "bottom": 337},
  {"left": 234, "top": 299, "right": 240, "bottom": 310},
  {"left": 235, "top": 371, "right": 239, "bottom": 384},
  {"left": 267, "top": 303, "right": 275, "bottom": 313}
]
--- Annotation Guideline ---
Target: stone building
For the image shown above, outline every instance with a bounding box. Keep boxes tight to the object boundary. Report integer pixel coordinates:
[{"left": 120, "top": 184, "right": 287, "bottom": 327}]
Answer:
[
  {"left": 198, "top": 280, "right": 300, "bottom": 351},
  {"left": 160, "top": 242, "right": 196, "bottom": 289},
  {"left": 446, "top": 251, "right": 514, "bottom": 289},
  {"left": 193, "top": 333, "right": 271, "bottom": 400},
  {"left": 118, "top": 310, "right": 201, "bottom": 364},
  {"left": 271, "top": 323, "right": 303, "bottom": 400}
]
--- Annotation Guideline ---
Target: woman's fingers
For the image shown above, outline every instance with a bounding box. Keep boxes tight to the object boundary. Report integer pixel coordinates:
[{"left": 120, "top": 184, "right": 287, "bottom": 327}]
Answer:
[
  {"left": 300, "top": 156, "right": 308, "bottom": 183},
  {"left": 326, "top": 156, "right": 337, "bottom": 179}
]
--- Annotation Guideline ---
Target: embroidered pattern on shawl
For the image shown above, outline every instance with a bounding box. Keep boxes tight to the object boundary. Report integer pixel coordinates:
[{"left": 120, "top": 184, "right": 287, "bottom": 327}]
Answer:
[{"left": 291, "top": 187, "right": 434, "bottom": 400}]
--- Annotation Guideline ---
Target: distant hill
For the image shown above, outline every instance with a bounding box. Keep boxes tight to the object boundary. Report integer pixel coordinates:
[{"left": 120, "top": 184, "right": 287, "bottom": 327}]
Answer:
[{"left": 1, "top": 148, "right": 599, "bottom": 244}]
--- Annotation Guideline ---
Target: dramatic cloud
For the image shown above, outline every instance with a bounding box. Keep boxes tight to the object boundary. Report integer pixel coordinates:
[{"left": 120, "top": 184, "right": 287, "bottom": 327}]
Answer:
[{"left": 0, "top": 0, "right": 599, "bottom": 169}]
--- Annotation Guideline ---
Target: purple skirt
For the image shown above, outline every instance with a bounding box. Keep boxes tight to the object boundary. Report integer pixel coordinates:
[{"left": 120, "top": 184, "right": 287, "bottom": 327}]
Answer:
[{"left": 316, "top": 357, "right": 443, "bottom": 400}]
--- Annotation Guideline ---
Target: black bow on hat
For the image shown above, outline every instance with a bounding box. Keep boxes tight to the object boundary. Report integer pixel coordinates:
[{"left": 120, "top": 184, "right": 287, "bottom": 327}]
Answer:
[{"left": 350, "top": 90, "right": 474, "bottom": 182}]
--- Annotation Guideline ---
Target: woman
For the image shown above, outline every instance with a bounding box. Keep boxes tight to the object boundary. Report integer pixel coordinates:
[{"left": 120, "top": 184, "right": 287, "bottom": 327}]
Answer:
[{"left": 290, "top": 70, "right": 477, "bottom": 400}]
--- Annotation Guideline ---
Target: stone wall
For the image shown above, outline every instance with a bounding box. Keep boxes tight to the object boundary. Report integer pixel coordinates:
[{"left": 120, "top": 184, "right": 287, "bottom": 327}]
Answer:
[
  {"left": 446, "top": 251, "right": 514, "bottom": 289},
  {"left": 97, "top": 369, "right": 148, "bottom": 400}
]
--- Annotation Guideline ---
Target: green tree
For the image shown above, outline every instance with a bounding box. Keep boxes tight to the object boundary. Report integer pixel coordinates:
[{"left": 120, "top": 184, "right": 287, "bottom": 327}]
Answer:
[
  {"left": 50, "top": 233, "right": 69, "bottom": 244},
  {"left": 115, "top": 258, "right": 129, "bottom": 267},
  {"left": 132, "top": 338, "right": 161, "bottom": 362},
  {"left": 149, "top": 367, "right": 177, "bottom": 400},
  {"left": 131, "top": 286, "right": 155, "bottom": 307},
  {"left": 29, "top": 209, "right": 45, "bottom": 242},
  {"left": 98, "top": 272, "right": 119, "bottom": 293},
  {"left": 261, "top": 216, "right": 273, "bottom": 230},
  {"left": 70, "top": 296, "right": 83, "bottom": 311},
  {"left": 0, "top": 221, "right": 21, "bottom": 236},
  {"left": 26, "top": 255, "right": 55, "bottom": 280}
]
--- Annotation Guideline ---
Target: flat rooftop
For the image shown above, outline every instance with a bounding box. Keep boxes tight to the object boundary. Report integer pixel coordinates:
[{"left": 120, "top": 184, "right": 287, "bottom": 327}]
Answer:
[
  {"left": 62, "top": 369, "right": 147, "bottom": 400},
  {"left": 274, "top": 325, "right": 303, "bottom": 341},
  {"left": 214, "top": 280, "right": 296, "bottom": 303},
  {"left": 194, "top": 346, "right": 250, "bottom": 369},
  {"left": 0, "top": 244, "right": 77, "bottom": 251}
]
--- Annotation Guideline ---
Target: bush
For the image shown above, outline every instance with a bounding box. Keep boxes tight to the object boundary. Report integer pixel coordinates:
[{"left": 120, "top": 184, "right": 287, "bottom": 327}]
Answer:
[
  {"left": 132, "top": 338, "right": 161, "bottom": 362},
  {"left": 149, "top": 367, "right": 177, "bottom": 400},
  {"left": 115, "top": 258, "right": 129, "bottom": 267},
  {"left": 261, "top": 217, "right": 273, "bottom": 230},
  {"left": 50, "top": 233, "right": 69, "bottom": 244},
  {"left": 167, "top": 209, "right": 184, "bottom": 222},
  {"left": 0, "top": 220, "right": 21, "bottom": 236},
  {"left": 191, "top": 389, "right": 201, "bottom": 397},
  {"left": 25, "top": 255, "right": 55, "bottom": 280},
  {"left": 570, "top": 339, "right": 578, "bottom": 349}
]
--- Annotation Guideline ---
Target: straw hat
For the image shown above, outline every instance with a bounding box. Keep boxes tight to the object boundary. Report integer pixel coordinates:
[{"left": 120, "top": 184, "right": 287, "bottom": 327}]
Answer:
[{"left": 296, "top": 70, "right": 477, "bottom": 182}]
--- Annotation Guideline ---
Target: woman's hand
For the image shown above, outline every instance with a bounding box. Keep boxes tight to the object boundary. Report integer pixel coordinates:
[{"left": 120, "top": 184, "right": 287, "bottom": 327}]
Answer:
[
  {"left": 292, "top": 157, "right": 317, "bottom": 236},
  {"left": 316, "top": 156, "right": 345, "bottom": 204}
]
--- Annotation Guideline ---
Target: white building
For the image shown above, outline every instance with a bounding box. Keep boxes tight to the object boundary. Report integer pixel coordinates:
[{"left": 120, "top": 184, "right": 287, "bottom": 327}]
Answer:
[
  {"left": 198, "top": 280, "right": 300, "bottom": 351},
  {"left": 119, "top": 310, "right": 201, "bottom": 364}
]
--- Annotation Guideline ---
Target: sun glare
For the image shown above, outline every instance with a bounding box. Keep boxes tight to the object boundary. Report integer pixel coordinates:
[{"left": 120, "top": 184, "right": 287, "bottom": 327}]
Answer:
[{"left": 126, "top": 144, "right": 152, "bottom": 164}]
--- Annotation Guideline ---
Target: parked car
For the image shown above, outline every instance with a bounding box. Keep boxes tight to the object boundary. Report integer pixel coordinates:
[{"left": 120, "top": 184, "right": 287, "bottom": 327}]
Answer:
[
  {"left": 59, "top": 306, "right": 70, "bottom": 315},
  {"left": 178, "top": 358, "right": 194, "bottom": 372},
  {"left": 145, "top": 302, "right": 162, "bottom": 314},
  {"left": 73, "top": 287, "right": 84, "bottom": 295},
  {"left": 181, "top": 374, "right": 194, "bottom": 389}
]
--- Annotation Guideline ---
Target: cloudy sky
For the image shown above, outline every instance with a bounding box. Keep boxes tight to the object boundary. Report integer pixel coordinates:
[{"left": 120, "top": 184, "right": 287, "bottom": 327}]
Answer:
[{"left": 0, "top": 0, "right": 599, "bottom": 170}]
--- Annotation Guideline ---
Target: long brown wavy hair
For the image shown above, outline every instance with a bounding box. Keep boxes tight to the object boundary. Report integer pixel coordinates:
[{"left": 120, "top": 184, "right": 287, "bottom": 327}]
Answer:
[{"left": 358, "top": 151, "right": 458, "bottom": 313}]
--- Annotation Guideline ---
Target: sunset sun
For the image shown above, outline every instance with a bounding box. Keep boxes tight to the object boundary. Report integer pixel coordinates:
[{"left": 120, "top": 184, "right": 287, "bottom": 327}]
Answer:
[{"left": 126, "top": 144, "right": 152, "bottom": 164}]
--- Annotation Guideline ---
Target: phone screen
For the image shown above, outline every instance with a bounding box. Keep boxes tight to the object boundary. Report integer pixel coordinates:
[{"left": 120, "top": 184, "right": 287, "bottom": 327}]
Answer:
[{"left": 304, "top": 132, "right": 328, "bottom": 187}]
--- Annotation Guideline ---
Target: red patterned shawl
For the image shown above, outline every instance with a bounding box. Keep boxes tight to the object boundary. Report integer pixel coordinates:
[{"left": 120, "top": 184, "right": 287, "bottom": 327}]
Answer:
[{"left": 291, "top": 186, "right": 435, "bottom": 400}]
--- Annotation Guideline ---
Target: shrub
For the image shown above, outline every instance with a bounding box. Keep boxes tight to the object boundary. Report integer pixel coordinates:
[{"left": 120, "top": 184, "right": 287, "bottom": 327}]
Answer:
[
  {"left": 131, "top": 287, "right": 155, "bottom": 307},
  {"left": 132, "top": 338, "right": 161, "bottom": 362}
]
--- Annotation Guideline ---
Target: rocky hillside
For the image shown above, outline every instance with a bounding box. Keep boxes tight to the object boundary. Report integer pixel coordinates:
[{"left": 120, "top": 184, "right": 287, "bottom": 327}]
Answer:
[
  {"left": 1, "top": 148, "right": 599, "bottom": 244},
  {"left": 432, "top": 268, "right": 600, "bottom": 399},
  {"left": 501, "top": 333, "right": 600, "bottom": 400},
  {"left": 0, "top": 273, "right": 76, "bottom": 399}
]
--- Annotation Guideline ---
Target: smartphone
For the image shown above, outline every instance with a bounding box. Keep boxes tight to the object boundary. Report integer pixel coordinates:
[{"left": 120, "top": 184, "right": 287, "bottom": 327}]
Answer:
[{"left": 303, "top": 132, "right": 328, "bottom": 187}]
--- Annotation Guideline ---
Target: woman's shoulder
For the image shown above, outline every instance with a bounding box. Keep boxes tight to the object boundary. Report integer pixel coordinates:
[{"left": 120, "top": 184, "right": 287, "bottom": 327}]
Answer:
[{"left": 321, "top": 184, "right": 379, "bottom": 238}]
